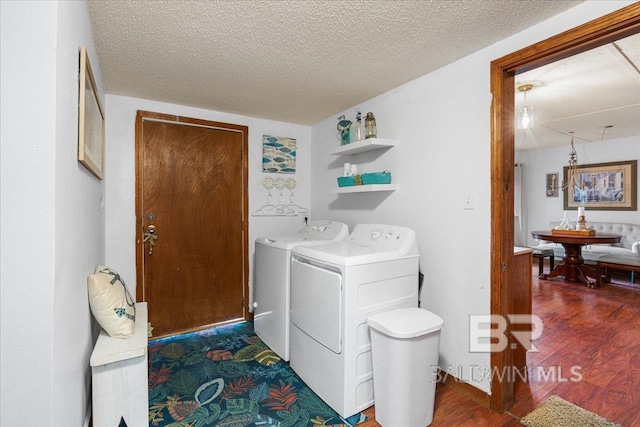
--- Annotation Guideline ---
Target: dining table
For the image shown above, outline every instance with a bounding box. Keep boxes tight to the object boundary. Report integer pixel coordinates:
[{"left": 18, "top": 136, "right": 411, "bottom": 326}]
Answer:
[{"left": 530, "top": 230, "right": 622, "bottom": 288}]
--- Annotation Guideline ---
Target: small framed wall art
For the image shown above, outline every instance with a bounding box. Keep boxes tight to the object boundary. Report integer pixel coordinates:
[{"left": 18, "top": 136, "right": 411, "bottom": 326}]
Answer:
[
  {"left": 262, "top": 135, "right": 296, "bottom": 173},
  {"left": 78, "top": 46, "right": 105, "bottom": 179},
  {"left": 546, "top": 173, "right": 558, "bottom": 197}
]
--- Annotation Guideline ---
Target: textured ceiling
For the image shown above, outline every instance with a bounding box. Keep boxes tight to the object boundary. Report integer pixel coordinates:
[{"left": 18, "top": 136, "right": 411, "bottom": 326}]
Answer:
[
  {"left": 87, "top": 0, "right": 583, "bottom": 125},
  {"left": 515, "top": 32, "right": 640, "bottom": 150}
]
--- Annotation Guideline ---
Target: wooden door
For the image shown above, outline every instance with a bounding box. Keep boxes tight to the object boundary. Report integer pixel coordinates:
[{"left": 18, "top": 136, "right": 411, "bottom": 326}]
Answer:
[{"left": 135, "top": 111, "right": 249, "bottom": 337}]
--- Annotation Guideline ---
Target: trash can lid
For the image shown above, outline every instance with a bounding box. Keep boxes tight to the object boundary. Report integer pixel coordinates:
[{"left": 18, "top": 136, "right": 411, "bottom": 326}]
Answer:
[{"left": 367, "top": 308, "right": 444, "bottom": 338}]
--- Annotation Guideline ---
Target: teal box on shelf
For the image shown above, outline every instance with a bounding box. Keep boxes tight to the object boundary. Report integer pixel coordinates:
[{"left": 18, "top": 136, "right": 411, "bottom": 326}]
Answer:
[
  {"left": 337, "top": 176, "right": 355, "bottom": 187},
  {"left": 361, "top": 171, "right": 391, "bottom": 185}
]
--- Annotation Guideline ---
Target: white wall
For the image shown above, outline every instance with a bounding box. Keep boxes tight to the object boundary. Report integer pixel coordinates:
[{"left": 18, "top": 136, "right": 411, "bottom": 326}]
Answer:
[
  {"left": 0, "top": 0, "right": 633, "bottom": 420},
  {"left": 53, "top": 2, "right": 106, "bottom": 425},
  {"left": 105, "top": 96, "right": 312, "bottom": 306},
  {"left": 310, "top": 0, "right": 633, "bottom": 393},
  {"left": 517, "top": 135, "right": 640, "bottom": 246},
  {"left": 1, "top": 1, "right": 104, "bottom": 426},
  {"left": 1, "top": 2, "right": 57, "bottom": 424}
]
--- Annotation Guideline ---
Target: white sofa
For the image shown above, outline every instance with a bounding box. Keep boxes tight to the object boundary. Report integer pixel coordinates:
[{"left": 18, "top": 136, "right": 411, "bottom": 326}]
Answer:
[{"left": 534, "top": 221, "right": 640, "bottom": 264}]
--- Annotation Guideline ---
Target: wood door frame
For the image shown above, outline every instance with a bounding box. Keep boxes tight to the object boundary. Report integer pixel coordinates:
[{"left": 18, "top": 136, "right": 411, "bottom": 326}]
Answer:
[
  {"left": 489, "top": 4, "right": 640, "bottom": 412},
  {"left": 135, "top": 110, "right": 250, "bottom": 323}
]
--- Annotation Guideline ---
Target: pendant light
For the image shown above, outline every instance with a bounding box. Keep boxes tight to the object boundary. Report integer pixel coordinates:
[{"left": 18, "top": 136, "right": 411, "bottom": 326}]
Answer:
[{"left": 517, "top": 84, "right": 534, "bottom": 129}]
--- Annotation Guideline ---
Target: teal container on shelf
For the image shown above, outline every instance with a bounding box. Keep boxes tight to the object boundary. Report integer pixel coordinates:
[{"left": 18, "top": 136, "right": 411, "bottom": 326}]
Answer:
[
  {"left": 337, "top": 176, "right": 355, "bottom": 187},
  {"left": 361, "top": 171, "right": 392, "bottom": 185}
]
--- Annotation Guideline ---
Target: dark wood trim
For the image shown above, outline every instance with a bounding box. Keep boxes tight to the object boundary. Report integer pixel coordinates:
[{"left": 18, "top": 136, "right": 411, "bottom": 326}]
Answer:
[
  {"left": 134, "top": 110, "right": 251, "bottom": 323},
  {"left": 490, "top": 55, "right": 516, "bottom": 413},
  {"left": 135, "top": 111, "right": 144, "bottom": 302},
  {"left": 438, "top": 369, "right": 490, "bottom": 409},
  {"left": 490, "top": 4, "right": 640, "bottom": 413},
  {"left": 241, "top": 119, "right": 252, "bottom": 323},
  {"left": 493, "top": 3, "right": 640, "bottom": 74}
]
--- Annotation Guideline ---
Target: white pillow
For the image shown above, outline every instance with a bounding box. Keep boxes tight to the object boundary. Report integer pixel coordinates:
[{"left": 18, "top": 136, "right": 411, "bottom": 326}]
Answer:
[{"left": 87, "top": 266, "right": 136, "bottom": 338}]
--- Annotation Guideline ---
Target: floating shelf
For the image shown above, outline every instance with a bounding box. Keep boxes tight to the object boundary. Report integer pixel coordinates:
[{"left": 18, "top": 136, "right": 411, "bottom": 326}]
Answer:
[
  {"left": 329, "top": 138, "right": 396, "bottom": 155},
  {"left": 330, "top": 184, "right": 397, "bottom": 194}
]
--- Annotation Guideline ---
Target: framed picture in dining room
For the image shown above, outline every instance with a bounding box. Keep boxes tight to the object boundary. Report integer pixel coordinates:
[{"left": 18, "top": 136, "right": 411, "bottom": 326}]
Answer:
[
  {"left": 78, "top": 46, "right": 105, "bottom": 180},
  {"left": 563, "top": 160, "right": 637, "bottom": 211},
  {"left": 546, "top": 173, "right": 558, "bottom": 197}
]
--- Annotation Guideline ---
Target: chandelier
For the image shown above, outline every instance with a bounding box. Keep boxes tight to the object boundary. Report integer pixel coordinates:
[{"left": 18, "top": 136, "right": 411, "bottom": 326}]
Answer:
[{"left": 560, "top": 132, "right": 583, "bottom": 191}]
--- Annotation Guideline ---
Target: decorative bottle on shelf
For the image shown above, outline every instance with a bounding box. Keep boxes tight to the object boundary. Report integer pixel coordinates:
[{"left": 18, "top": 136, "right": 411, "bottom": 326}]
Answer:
[
  {"left": 364, "top": 112, "right": 377, "bottom": 139},
  {"left": 354, "top": 109, "right": 363, "bottom": 142},
  {"left": 337, "top": 115, "right": 352, "bottom": 145}
]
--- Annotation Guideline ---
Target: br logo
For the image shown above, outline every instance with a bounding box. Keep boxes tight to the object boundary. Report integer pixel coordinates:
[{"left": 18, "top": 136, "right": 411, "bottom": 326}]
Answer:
[{"left": 469, "top": 314, "right": 543, "bottom": 352}]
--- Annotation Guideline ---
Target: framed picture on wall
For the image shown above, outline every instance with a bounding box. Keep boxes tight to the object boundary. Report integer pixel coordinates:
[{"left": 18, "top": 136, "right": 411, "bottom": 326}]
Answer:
[
  {"left": 546, "top": 173, "right": 558, "bottom": 197},
  {"left": 262, "top": 135, "right": 296, "bottom": 173},
  {"left": 78, "top": 46, "right": 105, "bottom": 180},
  {"left": 563, "top": 160, "right": 637, "bottom": 210}
]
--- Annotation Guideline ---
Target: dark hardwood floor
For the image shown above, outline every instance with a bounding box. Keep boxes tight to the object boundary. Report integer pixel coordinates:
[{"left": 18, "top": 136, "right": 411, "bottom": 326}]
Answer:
[{"left": 360, "top": 266, "right": 640, "bottom": 427}]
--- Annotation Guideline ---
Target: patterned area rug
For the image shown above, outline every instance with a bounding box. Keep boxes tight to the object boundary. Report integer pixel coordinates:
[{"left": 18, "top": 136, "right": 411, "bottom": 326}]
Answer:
[
  {"left": 520, "top": 395, "right": 621, "bottom": 427},
  {"left": 148, "top": 321, "right": 365, "bottom": 426}
]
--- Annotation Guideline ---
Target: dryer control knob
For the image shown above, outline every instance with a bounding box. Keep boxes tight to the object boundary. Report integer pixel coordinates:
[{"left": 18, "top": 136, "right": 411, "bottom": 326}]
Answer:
[{"left": 318, "top": 226, "right": 326, "bottom": 232}]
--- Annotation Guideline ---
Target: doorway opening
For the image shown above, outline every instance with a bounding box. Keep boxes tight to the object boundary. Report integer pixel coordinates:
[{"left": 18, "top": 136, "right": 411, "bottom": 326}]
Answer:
[{"left": 489, "top": 3, "right": 640, "bottom": 412}]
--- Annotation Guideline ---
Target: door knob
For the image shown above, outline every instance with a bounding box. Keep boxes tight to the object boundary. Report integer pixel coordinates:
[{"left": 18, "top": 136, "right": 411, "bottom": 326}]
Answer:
[{"left": 143, "top": 224, "right": 158, "bottom": 255}]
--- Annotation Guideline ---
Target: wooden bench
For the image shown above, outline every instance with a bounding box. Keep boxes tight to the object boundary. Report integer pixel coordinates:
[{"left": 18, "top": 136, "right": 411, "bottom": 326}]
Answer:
[
  {"left": 90, "top": 302, "right": 148, "bottom": 427},
  {"left": 532, "top": 248, "right": 554, "bottom": 278},
  {"left": 595, "top": 256, "right": 639, "bottom": 287}
]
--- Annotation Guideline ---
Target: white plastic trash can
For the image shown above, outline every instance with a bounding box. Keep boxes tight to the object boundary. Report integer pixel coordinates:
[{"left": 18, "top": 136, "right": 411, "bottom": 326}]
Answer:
[{"left": 368, "top": 307, "right": 444, "bottom": 427}]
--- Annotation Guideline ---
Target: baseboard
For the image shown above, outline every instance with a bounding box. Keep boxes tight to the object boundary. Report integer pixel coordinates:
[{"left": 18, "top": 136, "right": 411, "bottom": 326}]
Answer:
[{"left": 438, "top": 368, "right": 490, "bottom": 409}]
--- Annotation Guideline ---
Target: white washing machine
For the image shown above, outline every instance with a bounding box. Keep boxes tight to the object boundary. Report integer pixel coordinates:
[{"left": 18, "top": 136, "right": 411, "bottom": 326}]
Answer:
[
  {"left": 289, "top": 224, "right": 420, "bottom": 418},
  {"left": 253, "top": 221, "right": 348, "bottom": 361}
]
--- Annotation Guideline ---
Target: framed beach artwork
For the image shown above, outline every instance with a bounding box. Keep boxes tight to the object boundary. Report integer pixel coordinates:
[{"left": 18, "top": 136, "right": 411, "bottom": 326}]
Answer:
[
  {"left": 78, "top": 46, "right": 105, "bottom": 179},
  {"left": 563, "top": 160, "right": 637, "bottom": 211},
  {"left": 262, "top": 135, "right": 296, "bottom": 173}
]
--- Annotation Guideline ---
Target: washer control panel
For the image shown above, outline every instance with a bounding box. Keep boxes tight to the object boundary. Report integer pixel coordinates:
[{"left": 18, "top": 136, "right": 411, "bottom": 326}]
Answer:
[
  {"left": 368, "top": 229, "right": 399, "bottom": 241},
  {"left": 349, "top": 224, "right": 412, "bottom": 249},
  {"left": 300, "top": 221, "right": 348, "bottom": 240}
]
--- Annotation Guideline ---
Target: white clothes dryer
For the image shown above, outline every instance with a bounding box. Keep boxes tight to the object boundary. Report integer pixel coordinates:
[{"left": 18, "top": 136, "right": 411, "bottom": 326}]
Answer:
[
  {"left": 289, "top": 224, "right": 420, "bottom": 418},
  {"left": 253, "top": 221, "right": 348, "bottom": 361}
]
